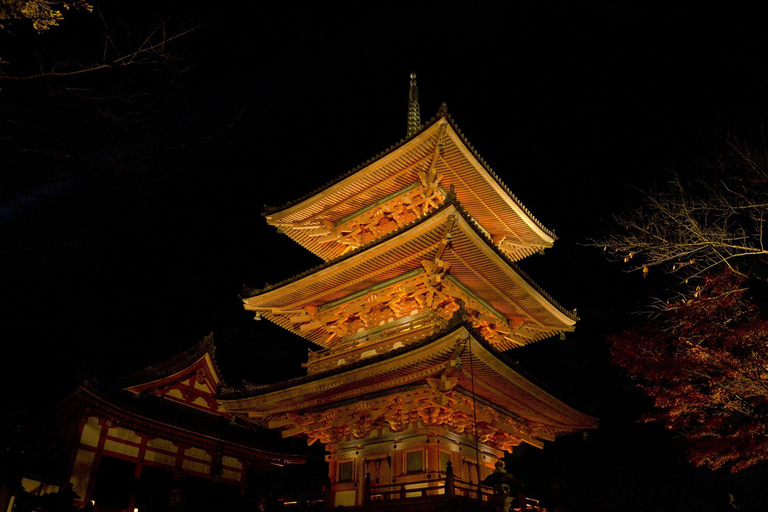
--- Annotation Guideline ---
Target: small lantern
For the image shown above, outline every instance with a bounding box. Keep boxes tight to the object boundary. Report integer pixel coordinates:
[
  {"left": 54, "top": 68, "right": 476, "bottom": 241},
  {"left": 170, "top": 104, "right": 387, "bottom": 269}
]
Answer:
[{"left": 480, "top": 461, "right": 521, "bottom": 512}]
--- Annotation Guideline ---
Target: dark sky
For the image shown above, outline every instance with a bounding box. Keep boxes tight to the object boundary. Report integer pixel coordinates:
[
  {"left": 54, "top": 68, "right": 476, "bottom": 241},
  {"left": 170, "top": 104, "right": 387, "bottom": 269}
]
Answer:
[{"left": 3, "top": 2, "right": 768, "bottom": 510}]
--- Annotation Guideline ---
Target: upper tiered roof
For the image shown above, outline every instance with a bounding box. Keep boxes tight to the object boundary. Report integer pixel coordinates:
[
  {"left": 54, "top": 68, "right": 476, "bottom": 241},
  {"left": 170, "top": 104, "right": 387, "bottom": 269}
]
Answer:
[{"left": 264, "top": 110, "right": 555, "bottom": 262}]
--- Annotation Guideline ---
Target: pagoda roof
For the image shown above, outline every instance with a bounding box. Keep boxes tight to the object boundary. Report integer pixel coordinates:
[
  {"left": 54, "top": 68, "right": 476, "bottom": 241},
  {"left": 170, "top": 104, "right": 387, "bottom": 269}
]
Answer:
[
  {"left": 264, "top": 111, "right": 555, "bottom": 262},
  {"left": 218, "top": 322, "right": 597, "bottom": 444},
  {"left": 244, "top": 200, "right": 576, "bottom": 350}
]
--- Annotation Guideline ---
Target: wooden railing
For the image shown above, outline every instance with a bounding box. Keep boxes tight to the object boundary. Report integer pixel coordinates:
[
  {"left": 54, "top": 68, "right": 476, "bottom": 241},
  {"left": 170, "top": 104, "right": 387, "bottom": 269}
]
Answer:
[
  {"left": 361, "top": 462, "right": 543, "bottom": 511},
  {"left": 305, "top": 312, "right": 442, "bottom": 375},
  {"left": 366, "top": 478, "right": 449, "bottom": 502}
]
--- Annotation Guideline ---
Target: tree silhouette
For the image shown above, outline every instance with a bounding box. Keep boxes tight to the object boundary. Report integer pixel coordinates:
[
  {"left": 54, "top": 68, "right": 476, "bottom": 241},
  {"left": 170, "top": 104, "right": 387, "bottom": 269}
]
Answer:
[
  {"left": 599, "top": 135, "right": 768, "bottom": 472},
  {"left": 610, "top": 269, "right": 768, "bottom": 472}
]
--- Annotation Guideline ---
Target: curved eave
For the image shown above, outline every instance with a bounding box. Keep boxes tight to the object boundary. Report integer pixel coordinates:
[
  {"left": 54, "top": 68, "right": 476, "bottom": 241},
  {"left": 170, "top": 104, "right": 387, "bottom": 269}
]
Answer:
[
  {"left": 441, "top": 120, "right": 555, "bottom": 245},
  {"left": 74, "top": 385, "right": 305, "bottom": 465},
  {"left": 244, "top": 202, "right": 576, "bottom": 349},
  {"left": 119, "top": 333, "right": 225, "bottom": 389},
  {"left": 123, "top": 353, "right": 221, "bottom": 395},
  {"left": 465, "top": 336, "right": 597, "bottom": 434},
  {"left": 219, "top": 325, "right": 595, "bottom": 436},
  {"left": 265, "top": 114, "right": 555, "bottom": 262}
]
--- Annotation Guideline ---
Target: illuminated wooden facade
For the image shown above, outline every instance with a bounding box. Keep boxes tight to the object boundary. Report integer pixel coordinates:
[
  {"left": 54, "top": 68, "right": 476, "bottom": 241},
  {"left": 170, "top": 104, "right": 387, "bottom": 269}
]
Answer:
[
  {"left": 12, "top": 335, "right": 304, "bottom": 512},
  {"left": 221, "top": 80, "right": 596, "bottom": 508}
]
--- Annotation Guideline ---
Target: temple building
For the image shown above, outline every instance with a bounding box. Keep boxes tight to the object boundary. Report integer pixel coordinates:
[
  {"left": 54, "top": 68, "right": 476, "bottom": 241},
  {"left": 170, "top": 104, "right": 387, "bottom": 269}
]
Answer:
[
  {"left": 2, "top": 334, "right": 305, "bottom": 512},
  {"left": 219, "top": 75, "right": 597, "bottom": 509}
]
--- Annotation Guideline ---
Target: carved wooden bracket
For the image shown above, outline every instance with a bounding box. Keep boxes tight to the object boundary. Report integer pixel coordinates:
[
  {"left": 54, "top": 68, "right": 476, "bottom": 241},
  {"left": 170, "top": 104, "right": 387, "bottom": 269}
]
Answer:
[{"left": 269, "top": 385, "right": 540, "bottom": 451}]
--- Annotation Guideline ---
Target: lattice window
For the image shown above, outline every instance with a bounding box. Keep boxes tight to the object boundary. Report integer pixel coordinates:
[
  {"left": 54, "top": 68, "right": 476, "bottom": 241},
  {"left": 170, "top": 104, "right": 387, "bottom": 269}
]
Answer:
[
  {"left": 338, "top": 461, "right": 354, "bottom": 482},
  {"left": 405, "top": 450, "right": 424, "bottom": 474}
]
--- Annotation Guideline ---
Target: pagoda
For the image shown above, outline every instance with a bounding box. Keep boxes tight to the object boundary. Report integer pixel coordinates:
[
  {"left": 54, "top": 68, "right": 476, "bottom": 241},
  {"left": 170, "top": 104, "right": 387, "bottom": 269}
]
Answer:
[{"left": 219, "top": 75, "right": 596, "bottom": 509}]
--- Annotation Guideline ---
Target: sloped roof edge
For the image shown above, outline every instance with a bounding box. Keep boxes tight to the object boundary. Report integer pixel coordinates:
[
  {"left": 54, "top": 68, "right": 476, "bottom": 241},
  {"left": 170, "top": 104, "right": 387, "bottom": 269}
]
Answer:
[
  {"left": 261, "top": 107, "right": 555, "bottom": 241},
  {"left": 118, "top": 332, "right": 226, "bottom": 389},
  {"left": 218, "top": 317, "right": 595, "bottom": 426},
  {"left": 244, "top": 199, "right": 577, "bottom": 323}
]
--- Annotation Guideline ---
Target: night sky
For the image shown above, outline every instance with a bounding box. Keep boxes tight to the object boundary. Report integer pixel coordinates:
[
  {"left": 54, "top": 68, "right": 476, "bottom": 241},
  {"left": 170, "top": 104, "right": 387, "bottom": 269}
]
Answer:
[{"left": 3, "top": 3, "right": 768, "bottom": 511}]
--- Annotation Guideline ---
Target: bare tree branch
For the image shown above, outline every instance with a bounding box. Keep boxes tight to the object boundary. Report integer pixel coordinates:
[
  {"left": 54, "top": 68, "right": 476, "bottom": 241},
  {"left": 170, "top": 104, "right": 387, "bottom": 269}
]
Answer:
[{"left": 592, "top": 150, "right": 768, "bottom": 282}]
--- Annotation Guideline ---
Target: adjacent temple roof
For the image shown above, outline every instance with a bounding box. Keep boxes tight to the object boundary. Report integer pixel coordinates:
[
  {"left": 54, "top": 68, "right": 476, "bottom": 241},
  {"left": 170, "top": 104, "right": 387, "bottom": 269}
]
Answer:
[
  {"left": 18, "top": 333, "right": 307, "bottom": 466},
  {"left": 264, "top": 111, "right": 555, "bottom": 262},
  {"left": 120, "top": 332, "right": 224, "bottom": 389},
  {"left": 68, "top": 382, "right": 305, "bottom": 465}
]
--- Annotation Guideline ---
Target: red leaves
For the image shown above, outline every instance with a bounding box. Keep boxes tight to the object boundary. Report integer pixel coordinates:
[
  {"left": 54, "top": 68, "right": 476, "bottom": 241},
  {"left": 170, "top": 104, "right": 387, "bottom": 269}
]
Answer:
[{"left": 609, "top": 268, "right": 768, "bottom": 472}]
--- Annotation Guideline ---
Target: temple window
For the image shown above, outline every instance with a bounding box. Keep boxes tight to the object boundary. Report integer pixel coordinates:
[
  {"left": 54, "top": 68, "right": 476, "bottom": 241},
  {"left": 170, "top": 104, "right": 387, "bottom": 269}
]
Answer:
[
  {"left": 21, "top": 478, "right": 58, "bottom": 496},
  {"left": 405, "top": 450, "right": 424, "bottom": 474},
  {"left": 338, "top": 461, "right": 354, "bottom": 482},
  {"left": 439, "top": 451, "right": 452, "bottom": 473}
]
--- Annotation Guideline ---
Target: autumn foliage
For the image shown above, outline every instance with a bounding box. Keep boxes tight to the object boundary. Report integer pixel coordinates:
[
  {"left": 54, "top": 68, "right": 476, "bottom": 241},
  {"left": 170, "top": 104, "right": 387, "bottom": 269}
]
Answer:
[{"left": 610, "top": 268, "right": 768, "bottom": 472}]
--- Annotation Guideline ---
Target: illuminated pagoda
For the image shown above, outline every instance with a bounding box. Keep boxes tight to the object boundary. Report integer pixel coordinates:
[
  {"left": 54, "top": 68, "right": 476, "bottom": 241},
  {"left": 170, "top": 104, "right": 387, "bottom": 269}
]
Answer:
[{"left": 219, "top": 74, "right": 597, "bottom": 509}]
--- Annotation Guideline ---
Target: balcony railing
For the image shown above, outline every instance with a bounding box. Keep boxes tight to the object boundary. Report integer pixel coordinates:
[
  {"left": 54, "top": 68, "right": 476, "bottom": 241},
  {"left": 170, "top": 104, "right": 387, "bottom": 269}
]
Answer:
[{"left": 359, "top": 462, "right": 545, "bottom": 511}]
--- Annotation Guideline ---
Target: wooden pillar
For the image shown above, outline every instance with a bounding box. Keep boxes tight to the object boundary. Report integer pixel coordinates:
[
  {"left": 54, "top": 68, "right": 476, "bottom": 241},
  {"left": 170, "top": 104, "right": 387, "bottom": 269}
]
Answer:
[
  {"left": 323, "top": 477, "right": 333, "bottom": 511},
  {"left": 363, "top": 472, "right": 371, "bottom": 505},
  {"left": 427, "top": 443, "right": 439, "bottom": 476},
  {"left": 66, "top": 418, "right": 88, "bottom": 507},
  {"left": 127, "top": 487, "right": 137, "bottom": 512},
  {"left": 325, "top": 459, "right": 335, "bottom": 510},
  {"left": 239, "top": 457, "right": 248, "bottom": 495},
  {"left": 84, "top": 419, "right": 109, "bottom": 505},
  {"left": 173, "top": 442, "right": 186, "bottom": 478},
  {"left": 127, "top": 435, "right": 147, "bottom": 512}
]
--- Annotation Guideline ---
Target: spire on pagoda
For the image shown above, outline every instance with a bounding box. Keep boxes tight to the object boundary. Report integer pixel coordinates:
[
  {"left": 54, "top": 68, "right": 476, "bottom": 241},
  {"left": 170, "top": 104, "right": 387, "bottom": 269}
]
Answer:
[{"left": 406, "top": 72, "right": 422, "bottom": 137}]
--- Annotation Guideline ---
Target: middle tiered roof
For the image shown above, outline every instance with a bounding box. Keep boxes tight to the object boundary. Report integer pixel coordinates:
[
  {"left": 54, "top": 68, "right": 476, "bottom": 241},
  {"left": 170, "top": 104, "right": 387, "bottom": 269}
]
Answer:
[
  {"left": 264, "top": 112, "right": 555, "bottom": 262},
  {"left": 244, "top": 200, "right": 576, "bottom": 353}
]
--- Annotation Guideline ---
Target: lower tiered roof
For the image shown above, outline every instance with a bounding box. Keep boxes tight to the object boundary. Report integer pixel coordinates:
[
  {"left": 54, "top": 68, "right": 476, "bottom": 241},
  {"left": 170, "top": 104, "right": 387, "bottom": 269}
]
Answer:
[{"left": 218, "top": 320, "right": 597, "bottom": 450}]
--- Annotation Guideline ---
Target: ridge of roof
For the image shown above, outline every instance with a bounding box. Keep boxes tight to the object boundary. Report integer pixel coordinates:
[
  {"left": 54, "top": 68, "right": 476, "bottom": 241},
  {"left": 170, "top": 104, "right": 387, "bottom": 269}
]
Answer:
[
  {"left": 439, "top": 108, "right": 556, "bottom": 241},
  {"left": 261, "top": 106, "right": 555, "bottom": 242},
  {"left": 244, "top": 198, "right": 577, "bottom": 323},
  {"left": 118, "top": 332, "right": 226, "bottom": 388},
  {"left": 459, "top": 203, "right": 578, "bottom": 323},
  {"left": 468, "top": 326, "right": 594, "bottom": 419}
]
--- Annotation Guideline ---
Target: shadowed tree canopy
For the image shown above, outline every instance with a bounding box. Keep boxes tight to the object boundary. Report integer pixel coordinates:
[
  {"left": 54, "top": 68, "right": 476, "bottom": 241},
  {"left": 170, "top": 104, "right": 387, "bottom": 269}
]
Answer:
[
  {"left": 0, "top": 2, "right": 241, "bottom": 397},
  {"left": 599, "top": 131, "right": 768, "bottom": 472},
  {"left": 610, "top": 269, "right": 768, "bottom": 472},
  {"left": 1, "top": 1, "right": 201, "bottom": 203},
  {"left": 0, "top": 0, "right": 92, "bottom": 33}
]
